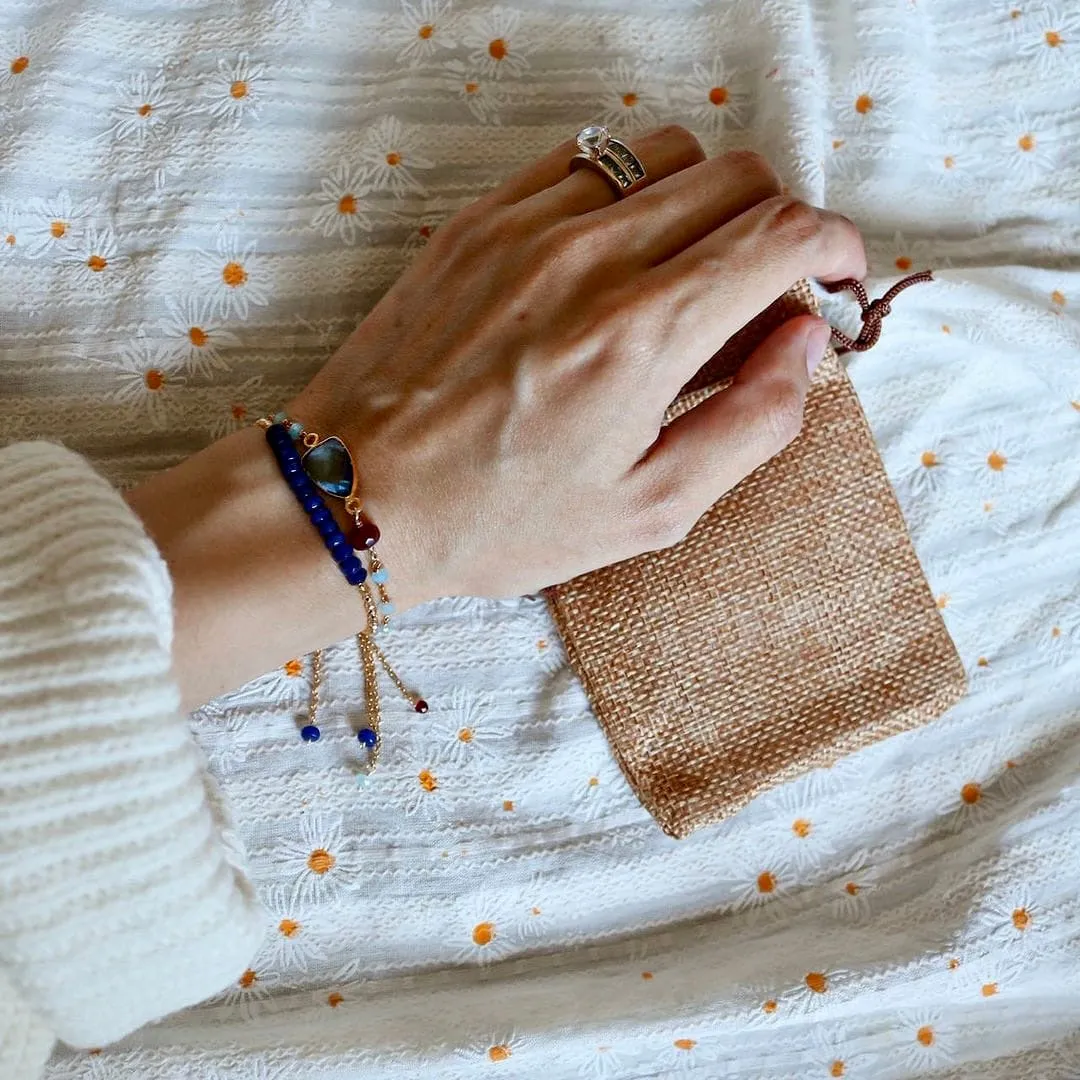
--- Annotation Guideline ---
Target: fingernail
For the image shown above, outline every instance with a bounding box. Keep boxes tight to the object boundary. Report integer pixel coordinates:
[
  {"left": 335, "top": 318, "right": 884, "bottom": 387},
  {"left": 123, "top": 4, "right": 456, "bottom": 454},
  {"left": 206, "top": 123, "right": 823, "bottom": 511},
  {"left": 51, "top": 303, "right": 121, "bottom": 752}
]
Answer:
[{"left": 806, "top": 322, "right": 832, "bottom": 375}]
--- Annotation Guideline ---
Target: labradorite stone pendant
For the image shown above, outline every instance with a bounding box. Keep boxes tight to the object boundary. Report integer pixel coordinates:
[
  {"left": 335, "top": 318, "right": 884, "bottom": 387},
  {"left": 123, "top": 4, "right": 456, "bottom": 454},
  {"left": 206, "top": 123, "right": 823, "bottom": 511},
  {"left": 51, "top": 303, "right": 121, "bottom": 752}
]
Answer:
[{"left": 302, "top": 435, "right": 355, "bottom": 499}]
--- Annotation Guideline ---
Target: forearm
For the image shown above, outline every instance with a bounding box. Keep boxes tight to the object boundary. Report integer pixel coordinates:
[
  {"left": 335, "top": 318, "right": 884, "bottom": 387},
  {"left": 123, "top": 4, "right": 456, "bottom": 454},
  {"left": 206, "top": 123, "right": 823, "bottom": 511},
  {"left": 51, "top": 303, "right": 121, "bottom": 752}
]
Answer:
[{"left": 126, "top": 424, "right": 367, "bottom": 711}]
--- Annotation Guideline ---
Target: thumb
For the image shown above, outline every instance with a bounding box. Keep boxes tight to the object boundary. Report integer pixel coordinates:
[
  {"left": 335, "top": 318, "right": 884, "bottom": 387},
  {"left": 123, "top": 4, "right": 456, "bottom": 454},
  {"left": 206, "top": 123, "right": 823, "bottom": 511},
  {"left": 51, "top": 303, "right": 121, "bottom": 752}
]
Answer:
[{"left": 638, "top": 314, "right": 831, "bottom": 516}]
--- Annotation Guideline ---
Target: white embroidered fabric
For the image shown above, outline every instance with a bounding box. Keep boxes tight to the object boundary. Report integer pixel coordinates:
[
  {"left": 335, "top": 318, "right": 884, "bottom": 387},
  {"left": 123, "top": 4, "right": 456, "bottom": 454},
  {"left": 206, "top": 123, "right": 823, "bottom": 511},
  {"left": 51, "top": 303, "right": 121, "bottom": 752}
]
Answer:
[{"left": 2, "top": 0, "right": 1079, "bottom": 1076}]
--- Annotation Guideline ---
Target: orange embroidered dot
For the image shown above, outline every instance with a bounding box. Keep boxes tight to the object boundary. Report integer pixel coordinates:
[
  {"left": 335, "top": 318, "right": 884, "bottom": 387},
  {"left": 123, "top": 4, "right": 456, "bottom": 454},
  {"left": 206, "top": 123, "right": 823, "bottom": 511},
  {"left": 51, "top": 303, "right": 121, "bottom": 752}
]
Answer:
[
  {"left": 472, "top": 921, "right": 495, "bottom": 946},
  {"left": 138, "top": 103, "right": 153, "bottom": 117},
  {"left": 144, "top": 369, "right": 165, "bottom": 391},
  {"left": 1045, "top": 30, "right": 1063, "bottom": 47},
  {"left": 855, "top": 93, "right": 873, "bottom": 114},
  {"left": 916, "top": 1026, "right": 934, "bottom": 1047},
  {"left": 222, "top": 261, "right": 247, "bottom": 287},
  {"left": 895, "top": 256, "right": 913, "bottom": 271},
  {"left": 10, "top": 56, "right": 28, "bottom": 75},
  {"left": 792, "top": 818, "right": 811, "bottom": 838},
  {"left": 1018, "top": 133, "right": 1036, "bottom": 152},
  {"left": 1052, "top": 626, "right": 1062, "bottom": 638},
  {"left": 674, "top": 1039, "right": 696, "bottom": 1051},
  {"left": 385, "top": 151, "right": 401, "bottom": 167},
  {"left": 948, "top": 957, "right": 961, "bottom": 970},
  {"left": 987, "top": 450, "right": 1007, "bottom": 471},
  {"left": 465, "top": 81, "right": 479, "bottom": 94},
  {"left": 1010, "top": 7, "right": 1022, "bottom": 16},
  {"left": 307, "top": 848, "right": 336, "bottom": 874},
  {"left": 230, "top": 79, "right": 248, "bottom": 99},
  {"left": 942, "top": 324, "right": 952, "bottom": 333},
  {"left": 622, "top": 92, "right": 639, "bottom": 107},
  {"left": 805, "top": 972, "right": 828, "bottom": 993},
  {"left": 488, "top": 1044, "right": 511, "bottom": 1062},
  {"left": 709, "top": 86, "right": 729, "bottom": 106},
  {"left": 537, "top": 638, "right": 548, "bottom": 650},
  {"left": 936, "top": 594, "right": 950, "bottom": 610},
  {"left": 1012, "top": 907, "right": 1031, "bottom": 931},
  {"left": 231, "top": 403, "right": 248, "bottom": 421},
  {"left": 832, "top": 139, "right": 846, "bottom": 150},
  {"left": 278, "top": 918, "right": 300, "bottom": 938},
  {"left": 983, "top": 502, "right": 994, "bottom": 513},
  {"left": 488, "top": 38, "right": 508, "bottom": 60},
  {"left": 944, "top": 155, "right": 956, "bottom": 169},
  {"left": 338, "top": 194, "right": 357, "bottom": 215},
  {"left": 642, "top": 971, "right": 654, "bottom": 980},
  {"left": 327, "top": 992, "right": 344, "bottom": 1007},
  {"left": 977, "top": 657, "right": 989, "bottom": 667},
  {"left": 530, "top": 906, "right": 541, "bottom": 916},
  {"left": 961, "top": 782, "right": 981, "bottom": 805},
  {"left": 238, "top": 969, "right": 257, "bottom": 988},
  {"left": 502, "top": 799, "right": 514, "bottom": 811},
  {"left": 457, "top": 727, "right": 474, "bottom": 742},
  {"left": 588, "top": 776, "right": 600, "bottom": 787},
  {"left": 757, "top": 871, "right": 777, "bottom": 894},
  {"left": 5, "top": 234, "right": 15, "bottom": 246},
  {"left": 762, "top": 998, "right": 778, "bottom": 1013},
  {"left": 831, "top": 1062, "right": 846, "bottom": 1077},
  {"left": 419, "top": 769, "right": 438, "bottom": 792},
  {"left": 418, "top": 23, "right": 434, "bottom": 39},
  {"left": 50, "top": 220, "right": 67, "bottom": 238},
  {"left": 1071, "top": 402, "right": 1080, "bottom": 412},
  {"left": 87, "top": 254, "right": 108, "bottom": 272},
  {"left": 188, "top": 326, "right": 208, "bottom": 347},
  {"left": 419, "top": 224, "right": 433, "bottom": 238},
  {"left": 284, "top": 658, "right": 303, "bottom": 677},
  {"left": 1051, "top": 290, "right": 1066, "bottom": 306},
  {"left": 981, "top": 981, "right": 998, "bottom": 997},
  {"left": 1006, "top": 759, "right": 1017, "bottom": 768},
  {"left": 845, "top": 881, "right": 860, "bottom": 896},
  {"left": 921, "top": 450, "right": 939, "bottom": 468}
]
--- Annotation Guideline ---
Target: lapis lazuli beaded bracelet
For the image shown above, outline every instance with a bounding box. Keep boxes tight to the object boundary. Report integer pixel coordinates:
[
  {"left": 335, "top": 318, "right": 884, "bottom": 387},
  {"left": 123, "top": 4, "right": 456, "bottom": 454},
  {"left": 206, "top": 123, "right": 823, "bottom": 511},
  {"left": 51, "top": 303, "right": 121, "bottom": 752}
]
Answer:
[{"left": 259, "top": 412, "right": 427, "bottom": 777}]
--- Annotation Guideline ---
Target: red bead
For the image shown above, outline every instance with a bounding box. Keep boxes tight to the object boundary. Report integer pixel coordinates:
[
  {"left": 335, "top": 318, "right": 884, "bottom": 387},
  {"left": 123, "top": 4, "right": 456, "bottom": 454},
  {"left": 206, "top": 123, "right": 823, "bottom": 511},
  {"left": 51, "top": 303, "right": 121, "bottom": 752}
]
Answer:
[
  {"left": 347, "top": 516, "right": 381, "bottom": 550},
  {"left": 414, "top": 699, "right": 429, "bottom": 714}
]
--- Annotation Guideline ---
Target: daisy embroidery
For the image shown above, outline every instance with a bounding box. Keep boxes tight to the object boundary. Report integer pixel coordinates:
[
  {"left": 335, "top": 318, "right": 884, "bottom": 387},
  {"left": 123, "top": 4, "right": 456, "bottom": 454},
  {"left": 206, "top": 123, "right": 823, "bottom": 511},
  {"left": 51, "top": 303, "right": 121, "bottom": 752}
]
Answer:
[
  {"left": 0, "top": 201, "right": 21, "bottom": 256},
  {"left": 104, "top": 341, "right": 183, "bottom": 429},
  {"left": 580, "top": 1044, "right": 636, "bottom": 1079},
  {"left": 767, "top": 783, "right": 837, "bottom": 873},
  {"left": 966, "top": 425, "right": 1016, "bottom": 486},
  {"left": 568, "top": 756, "right": 634, "bottom": 821},
  {"left": 894, "top": 1011, "right": 954, "bottom": 1073},
  {"left": 397, "top": 0, "right": 455, "bottom": 64},
  {"left": 312, "top": 163, "right": 374, "bottom": 243},
  {"left": 872, "top": 229, "right": 938, "bottom": 276},
  {"left": 453, "top": 889, "right": 518, "bottom": 964},
  {"left": 161, "top": 295, "right": 238, "bottom": 377},
  {"left": 954, "top": 955, "right": 1027, "bottom": 1003},
  {"left": 430, "top": 687, "right": 507, "bottom": 766},
  {"left": 215, "top": 965, "right": 280, "bottom": 1020},
  {"left": 191, "top": 702, "right": 250, "bottom": 773},
  {"left": 974, "top": 888, "right": 1047, "bottom": 953},
  {"left": 398, "top": 763, "right": 449, "bottom": 818},
  {"left": 358, "top": 116, "right": 434, "bottom": 197},
  {"left": 723, "top": 850, "right": 796, "bottom": 919},
  {"left": 276, "top": 814, "right": 355, "bottom": 901},
  {"left": 462, "top": 6, "right": 531, "bottom": 79},
  {"left": 205, "top": 54, "right": 265, "bottom": 128},
  {"left": 830, "top": 869, "right": 877, "bottom": 923},
  {"left": 255, "top": 884, "right": 323, "bottom": 973},
  {"left": 780, "top": 967, "right": 849, "bottom": 1015},
  {"left": 835, "top": 59, "right": 901, "bottom": 128},
  {"left": 400, "top": 212, "right": 445, "bottom": 258},
  {"left": 207, "top": 376, "right": 268, "bottom": 441},
  {"left": 938, "top": 744, "right": 1010, "bottom": 832},
  {"left": 736, "top": 983, "right": 784, "bottom": 1029},
  {"left": 104, "top": 69, "right": 175, "bottom": 144},
  {"left": 0, "top": 28, "right": 35, "bottom": 93},
  {"left": 196, "top": 233, "right": 270, "bottom": 320},
  {"left": 1018, "top": 5, "right": 1077, "bottom": 70},
  {"left": 442, "top": 59, "right": 508, "bottom": 124},
  {"left": 658, "top": 1035, "right": 708, "bottom": 1072},
  {"left": 596, "top": 59, "right": 661, "bottom": 133},
  {"left": 897, "top": 435, "right": 949, "bottom": 497},
  {"left": 23, "top": 190, "right": 93, "bottom": 257},
  {"left": 678, "top": 57, "right": 747, "bottom": 135},
  {"left": 810, "top": 1024, "right": 861, "bottom": 1079},
  {"left": 70, "top": 227, "right": 126, "bottom": 291},
  {"left": 456, "top": 1032, "right": 524, "bottom": 1067},
  {"left": 996, "top": 108, "right": 1058, "bottom": 179}
]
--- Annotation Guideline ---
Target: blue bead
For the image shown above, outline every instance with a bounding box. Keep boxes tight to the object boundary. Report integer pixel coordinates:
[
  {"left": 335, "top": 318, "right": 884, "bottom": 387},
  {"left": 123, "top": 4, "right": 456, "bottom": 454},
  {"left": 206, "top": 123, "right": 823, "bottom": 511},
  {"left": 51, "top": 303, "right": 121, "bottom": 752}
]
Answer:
[
  {"left": 357, "top": 727, "right": 378, "bottom": 748},
  {"left": 288, "top": 422, "right": 304, "bottom": 439},
  {"left": 379, "top": 601, "right": 395, "bottom": 616},
  {"left": 342, "top": 560, "right": 367, "bottom": 586},
  {"left": 288, "top": 472, "right": 313, "bottom": 494},
  {"left": 371, "top": 568, "right": 390, "bottom": 585},
  {"left": 328, "top": 533, "right": 350, "bottom": 554},
  {"left": 273, "top": 411, "right": 288, "bottom": 424},
  {"left": 300, "top": 725, "right": 321, "bottom": 742},
  {"left": 316, "top": 518, "right": 340, "bottom": 540},
  {"left": 266, "top": 424, "right": 289, "bottom": 443},
  {"left": 310, "top": 507, "right": 332, "bottom": 526},
  {"left": 302, "top": 492, "right": 322, "bottom": 513}
]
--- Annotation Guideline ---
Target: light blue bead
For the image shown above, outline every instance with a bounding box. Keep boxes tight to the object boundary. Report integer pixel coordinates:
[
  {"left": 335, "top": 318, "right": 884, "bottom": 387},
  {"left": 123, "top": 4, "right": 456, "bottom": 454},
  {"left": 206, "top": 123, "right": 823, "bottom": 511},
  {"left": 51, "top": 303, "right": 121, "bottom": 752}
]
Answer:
[
  {"left": 273, "top": 410, "right": 288, "bottom": 424},
  {"left": 288, "top": 421, "right": 304, "bottom": 439},
  {"left": 355, "top": 773, "right": 369, "bottom": 788},
  {"left": 371, "top": 568, "right": 390, "bottom": 585},
  {"left": 379, "top": 601, "right": 395, "bottom": 616}
]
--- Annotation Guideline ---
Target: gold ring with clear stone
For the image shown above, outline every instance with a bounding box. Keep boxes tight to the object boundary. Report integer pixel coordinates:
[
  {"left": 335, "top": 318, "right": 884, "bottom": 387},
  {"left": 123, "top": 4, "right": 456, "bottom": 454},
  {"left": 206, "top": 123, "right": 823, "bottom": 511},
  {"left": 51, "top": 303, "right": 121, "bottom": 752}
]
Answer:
[{"left": 569, "top": 124, "right": 648, "bottom": 198}]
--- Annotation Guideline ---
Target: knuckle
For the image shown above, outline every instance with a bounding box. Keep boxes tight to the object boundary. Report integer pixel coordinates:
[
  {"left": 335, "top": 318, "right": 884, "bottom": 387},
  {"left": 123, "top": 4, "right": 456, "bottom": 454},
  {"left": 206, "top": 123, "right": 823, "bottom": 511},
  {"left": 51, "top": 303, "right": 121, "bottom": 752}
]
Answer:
[
  {"left": 651, "top": 123, "right": 706, "bottom": 165},
  {"left": 756, "top": 377, "right": 806, "bottom": 449},
  {"left": 634, "top": 483, "right": 696, "bottom": 552},
  {"left": 536, "top": 218, "right": 607, "bottom": 266},
  {"left": 720, "top": 149, "right": 782, "bottom": 193},
  {"left": 765, "top": 196, "right": 824, "bottom": 248}
]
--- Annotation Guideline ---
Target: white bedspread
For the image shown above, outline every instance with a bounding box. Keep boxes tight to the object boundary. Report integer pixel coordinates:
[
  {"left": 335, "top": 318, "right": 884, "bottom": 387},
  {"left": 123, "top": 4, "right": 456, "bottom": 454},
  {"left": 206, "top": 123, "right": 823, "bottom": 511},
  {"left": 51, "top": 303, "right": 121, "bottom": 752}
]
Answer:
[{"left": 3, "top": 0, "right": 1079, "bottom": 1076}]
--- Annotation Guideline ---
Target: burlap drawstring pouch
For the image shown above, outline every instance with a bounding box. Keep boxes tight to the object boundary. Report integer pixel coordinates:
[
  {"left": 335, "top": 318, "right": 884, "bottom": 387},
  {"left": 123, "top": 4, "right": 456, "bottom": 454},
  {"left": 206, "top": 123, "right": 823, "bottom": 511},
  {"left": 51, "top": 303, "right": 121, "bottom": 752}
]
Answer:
[{"left": 547, "top": 280, "right": 967, "bottom": 839}]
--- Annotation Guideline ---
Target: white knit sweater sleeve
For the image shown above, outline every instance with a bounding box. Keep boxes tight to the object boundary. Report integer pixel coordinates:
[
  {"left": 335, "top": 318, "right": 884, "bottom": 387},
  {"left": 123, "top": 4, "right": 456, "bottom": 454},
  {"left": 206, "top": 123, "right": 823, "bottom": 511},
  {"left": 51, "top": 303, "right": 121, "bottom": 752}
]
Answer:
[{"left": 0, "top": 442, "right": 266, "bottom": 1079}]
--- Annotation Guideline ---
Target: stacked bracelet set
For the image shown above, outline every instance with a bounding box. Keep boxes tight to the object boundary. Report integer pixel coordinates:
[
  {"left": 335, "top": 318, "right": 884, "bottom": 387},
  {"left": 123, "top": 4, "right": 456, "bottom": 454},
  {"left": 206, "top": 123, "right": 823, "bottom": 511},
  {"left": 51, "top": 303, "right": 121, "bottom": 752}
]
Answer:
[{"left": 259, "top": 412, "right": 427, "bottom": 777}]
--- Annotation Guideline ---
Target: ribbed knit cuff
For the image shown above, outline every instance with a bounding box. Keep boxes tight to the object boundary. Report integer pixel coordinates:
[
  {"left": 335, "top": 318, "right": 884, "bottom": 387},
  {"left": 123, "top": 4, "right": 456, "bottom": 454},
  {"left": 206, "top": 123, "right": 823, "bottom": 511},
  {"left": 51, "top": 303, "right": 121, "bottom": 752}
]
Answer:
[{"left": 0, "top": 442, "right": 264, "bottom": 1048}]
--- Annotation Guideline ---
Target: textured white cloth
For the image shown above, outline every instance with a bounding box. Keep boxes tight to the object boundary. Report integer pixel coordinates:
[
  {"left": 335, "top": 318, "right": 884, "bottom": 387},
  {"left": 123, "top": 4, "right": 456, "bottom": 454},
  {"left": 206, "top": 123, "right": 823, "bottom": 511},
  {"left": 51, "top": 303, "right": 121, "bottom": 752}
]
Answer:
[
  {"left": 0, "top": 0, "right": 1078, "bottom": 1077},
  {"left": 0, "top": 443, "right": 265, "bottom": 1079}
]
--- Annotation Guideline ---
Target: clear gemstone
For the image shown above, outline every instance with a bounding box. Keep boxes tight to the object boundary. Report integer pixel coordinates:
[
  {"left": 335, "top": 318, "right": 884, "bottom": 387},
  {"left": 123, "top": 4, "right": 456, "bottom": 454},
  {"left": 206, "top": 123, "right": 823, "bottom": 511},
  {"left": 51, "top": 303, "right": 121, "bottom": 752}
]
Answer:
[{"left": 576, "top": 125, "right": 609, "bottom": 156}]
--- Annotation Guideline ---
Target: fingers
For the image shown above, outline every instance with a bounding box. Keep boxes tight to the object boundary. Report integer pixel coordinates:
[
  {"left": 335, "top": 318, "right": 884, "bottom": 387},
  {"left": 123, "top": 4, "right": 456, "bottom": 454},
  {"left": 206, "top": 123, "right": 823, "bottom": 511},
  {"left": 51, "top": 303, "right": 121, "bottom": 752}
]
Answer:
[
  {"left": 479, "top": 138, "right": 587, "bottom": 207},
  {"left": 639, "top": 197, "right": 865, "bottom": 397},
  {"left": 524, "top": 125, "right": 706, "bottom": 217},
  {"left": 631, "top": 315, "right": 831, "bottom": 540},
  {"left": 591, "top": 149, "right": 783, "bottom": 265}
]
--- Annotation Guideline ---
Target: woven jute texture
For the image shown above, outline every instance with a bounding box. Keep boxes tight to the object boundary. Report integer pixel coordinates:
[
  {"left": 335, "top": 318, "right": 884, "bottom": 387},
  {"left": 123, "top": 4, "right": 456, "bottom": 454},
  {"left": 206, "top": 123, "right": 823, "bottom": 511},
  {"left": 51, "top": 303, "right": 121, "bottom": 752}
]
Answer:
[{"left": 547, "top": 281, "right": 967, "bottom": 839}]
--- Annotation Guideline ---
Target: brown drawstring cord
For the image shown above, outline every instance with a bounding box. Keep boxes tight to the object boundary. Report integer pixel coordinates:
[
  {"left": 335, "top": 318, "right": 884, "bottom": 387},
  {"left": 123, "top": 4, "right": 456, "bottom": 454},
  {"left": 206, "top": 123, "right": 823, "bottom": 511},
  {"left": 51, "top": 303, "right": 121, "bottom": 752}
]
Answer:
[{"left": 825, "top": 270, "right": 934, "bottom": 353}]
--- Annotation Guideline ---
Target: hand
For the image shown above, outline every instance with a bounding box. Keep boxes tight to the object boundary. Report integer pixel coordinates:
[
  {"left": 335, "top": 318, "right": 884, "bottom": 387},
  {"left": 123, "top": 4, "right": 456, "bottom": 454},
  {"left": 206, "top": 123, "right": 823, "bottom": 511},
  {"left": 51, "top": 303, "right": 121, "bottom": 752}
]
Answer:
[
  {"left": 293, "top": 125, "right": 865, "bottom": 611},
  {"left": 131, "top": 126, "right": 865, "bottom": 708}
]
